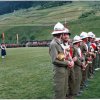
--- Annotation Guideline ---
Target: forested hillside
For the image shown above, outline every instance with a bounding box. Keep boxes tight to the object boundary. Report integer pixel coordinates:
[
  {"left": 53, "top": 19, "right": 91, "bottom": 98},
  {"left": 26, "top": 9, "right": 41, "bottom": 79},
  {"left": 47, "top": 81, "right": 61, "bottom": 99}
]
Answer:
[{"left": 0, "top": 1, "right": 72, "bottom": 15}]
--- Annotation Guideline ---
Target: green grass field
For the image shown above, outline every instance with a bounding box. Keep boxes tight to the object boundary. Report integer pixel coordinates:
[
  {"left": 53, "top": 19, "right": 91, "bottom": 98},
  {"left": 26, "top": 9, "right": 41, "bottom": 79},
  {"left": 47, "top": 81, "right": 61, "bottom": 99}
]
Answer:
[
  {"left": 0, "top": 2, "right": 100, "bottom": 98},
  {"left": 0, "top": 47, "right": 100, "bottom": 99},
  {"left": 0, "top": 2, "right": 91, "bottom": 26},
  {"left": 0, "top": 47, "right": 54, "bottom": 99}
]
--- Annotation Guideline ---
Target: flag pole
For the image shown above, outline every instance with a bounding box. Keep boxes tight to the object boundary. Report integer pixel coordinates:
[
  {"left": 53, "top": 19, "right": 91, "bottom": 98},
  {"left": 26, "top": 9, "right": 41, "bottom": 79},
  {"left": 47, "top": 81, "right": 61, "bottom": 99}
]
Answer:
[
  {"left": 2, "top": 32, "right": 5, "bottom": 43},
  {"left": 16, "top": 34, "right": 19, "bottom": 44},
  {"left": 64, "top": 18, "right": 69, "bottom": 28}
]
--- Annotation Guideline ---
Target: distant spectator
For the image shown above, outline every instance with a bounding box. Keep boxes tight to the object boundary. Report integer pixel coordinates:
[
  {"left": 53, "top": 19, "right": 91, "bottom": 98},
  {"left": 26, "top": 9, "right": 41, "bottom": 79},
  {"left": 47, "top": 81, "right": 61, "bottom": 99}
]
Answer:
[{"left": 1, "top": 43, "right": 6, "bottom": 58}]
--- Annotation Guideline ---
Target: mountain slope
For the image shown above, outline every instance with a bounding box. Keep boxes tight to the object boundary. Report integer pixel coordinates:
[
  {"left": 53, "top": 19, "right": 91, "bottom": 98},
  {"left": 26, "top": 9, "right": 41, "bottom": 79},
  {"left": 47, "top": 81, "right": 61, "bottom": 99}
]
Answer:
[
  {"left": 0, "top": 1, "right": 100, "bottom": 43},
  {"left": 0, "top": 2, "right": 93, "bottom": 25},
  {"left": 0, "top": 1, "right": 72, "bottom": 15}
]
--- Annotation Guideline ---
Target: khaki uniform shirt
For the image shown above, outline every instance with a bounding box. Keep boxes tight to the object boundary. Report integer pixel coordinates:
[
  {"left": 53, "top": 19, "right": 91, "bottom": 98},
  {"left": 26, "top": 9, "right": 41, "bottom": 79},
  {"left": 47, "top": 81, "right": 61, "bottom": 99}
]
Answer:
[
  {"left": 72, "top": 45, "right": 83, "bottom": 67},
  {"left": 49, "top": 37, "right": 69, "bottom": 67}
]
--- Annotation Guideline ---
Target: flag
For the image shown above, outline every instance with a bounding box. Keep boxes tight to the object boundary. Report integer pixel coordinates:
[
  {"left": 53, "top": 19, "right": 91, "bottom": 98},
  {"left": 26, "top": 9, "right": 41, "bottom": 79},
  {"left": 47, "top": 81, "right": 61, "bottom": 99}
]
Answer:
[
  {"left": 64, "top": 18, "right": 68, "bottom": 28},
  {"left": 2, "top": 32, "right": 5, "bottom": 40},
  {"left": 91, "top": 43, "right": 96, "bottom": 50},
  {"left": 16, "top": 34, "right": 19, "bottom": 44}
]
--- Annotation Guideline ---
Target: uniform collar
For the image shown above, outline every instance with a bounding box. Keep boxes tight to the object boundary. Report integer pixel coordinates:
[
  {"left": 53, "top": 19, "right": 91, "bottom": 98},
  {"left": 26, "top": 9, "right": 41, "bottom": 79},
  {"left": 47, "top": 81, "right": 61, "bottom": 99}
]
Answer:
[{"left": 54, "top": 37, "right": 62, "bottom": 44}]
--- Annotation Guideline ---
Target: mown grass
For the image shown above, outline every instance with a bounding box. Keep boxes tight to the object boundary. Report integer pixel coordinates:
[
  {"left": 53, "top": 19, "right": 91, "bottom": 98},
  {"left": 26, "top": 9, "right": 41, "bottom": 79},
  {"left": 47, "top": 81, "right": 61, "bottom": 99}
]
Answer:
[
  {"left": 3, "top": 16, "right": 100, "bottom": 43},
  {"left": 0, "top": 47, "right": 54, "bottom": 99},
  {"left": 0, "top": 47, "right": 100, "bottom": 99},
  {"left": 69, "top": 16, "right": 100, "bottom": 38},
  {"left": 76, "top": 70, "right": 100, "bottom": 99},
  {"left": 0, "top": 2, "right": 91, "bottom": 25},
  {"left": 0, "top": 2, "right": 94, "bottom": 32}
]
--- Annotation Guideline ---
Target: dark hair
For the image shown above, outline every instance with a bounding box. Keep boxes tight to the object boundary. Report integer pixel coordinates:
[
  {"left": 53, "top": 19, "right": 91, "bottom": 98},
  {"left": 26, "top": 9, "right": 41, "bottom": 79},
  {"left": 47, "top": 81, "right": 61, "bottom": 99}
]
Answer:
[
  {"left": 63, "top": 33, "right": 70, "bottom": 35},
  {"left": 1, "top": 43, "right": 4, "bottom": 45},
  {"left": 53, "top": 33, "right": 62, "bottom": 37}
]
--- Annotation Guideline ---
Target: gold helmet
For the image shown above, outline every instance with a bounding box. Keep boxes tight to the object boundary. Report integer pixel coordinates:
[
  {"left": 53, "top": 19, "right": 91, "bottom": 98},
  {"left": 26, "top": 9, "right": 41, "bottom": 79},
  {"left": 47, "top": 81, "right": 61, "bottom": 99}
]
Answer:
[{"left": 57, "top": 52, "right": 65, "bottom": 61}]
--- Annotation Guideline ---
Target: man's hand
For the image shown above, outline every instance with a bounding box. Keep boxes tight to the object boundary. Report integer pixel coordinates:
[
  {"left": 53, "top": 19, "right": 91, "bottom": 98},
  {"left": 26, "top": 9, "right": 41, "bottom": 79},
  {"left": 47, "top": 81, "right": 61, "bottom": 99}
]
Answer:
[
  {"left": 81, "top": 63, "right": 85, "bottom": 70},
  {"left": 73, "top": 57, "right": 77, "bottom": 62},
  {"left": 87, "top": 57, "right": 92, "bottom": 61},
  {"left": 67, "top": 61, "right": 74, "bottom": 68}
]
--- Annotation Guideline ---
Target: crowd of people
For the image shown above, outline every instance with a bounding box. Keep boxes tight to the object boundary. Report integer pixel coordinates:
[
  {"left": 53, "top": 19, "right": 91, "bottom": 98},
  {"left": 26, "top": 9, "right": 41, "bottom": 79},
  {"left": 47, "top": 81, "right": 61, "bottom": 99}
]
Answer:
[{"left": 49, "top": 22, "right": 100, "bottom": 99}]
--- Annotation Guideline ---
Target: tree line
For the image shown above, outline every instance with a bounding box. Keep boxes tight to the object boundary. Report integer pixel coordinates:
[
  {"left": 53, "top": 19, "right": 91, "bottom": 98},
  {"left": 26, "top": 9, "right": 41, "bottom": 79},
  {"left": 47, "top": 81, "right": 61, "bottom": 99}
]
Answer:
[{"left": 0, "top": 1, "right": 72, "bottom": 15}]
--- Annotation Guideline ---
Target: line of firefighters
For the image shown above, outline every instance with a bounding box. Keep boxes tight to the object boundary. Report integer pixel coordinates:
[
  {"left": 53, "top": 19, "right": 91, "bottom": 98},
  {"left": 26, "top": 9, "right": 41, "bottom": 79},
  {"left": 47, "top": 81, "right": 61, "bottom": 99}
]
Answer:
[{"left": 49, "top": 22, "right": 100, "bottom": 99}]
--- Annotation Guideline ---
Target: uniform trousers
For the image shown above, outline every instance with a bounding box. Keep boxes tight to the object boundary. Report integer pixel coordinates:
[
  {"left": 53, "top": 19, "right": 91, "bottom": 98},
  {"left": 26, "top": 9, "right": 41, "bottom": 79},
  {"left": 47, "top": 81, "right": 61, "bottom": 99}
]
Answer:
[
  {"left": 67, "top": 67, "right": 75, "bottom": 96},
  {"left": 53, "top": 65, "right": 68, "bottom": 99},
  {"left": 74, "top": 66, "right": 82, "bottom": 94}
]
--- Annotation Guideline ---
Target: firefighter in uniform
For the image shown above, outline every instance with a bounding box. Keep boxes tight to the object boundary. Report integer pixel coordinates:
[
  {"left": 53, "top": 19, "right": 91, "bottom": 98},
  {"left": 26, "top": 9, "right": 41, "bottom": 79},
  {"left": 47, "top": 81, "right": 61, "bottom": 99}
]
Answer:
[
  {"left": 87, "top": 32, "right": 96, "bottom": 78},
  {"left": 61, "top": 30, "right": 75, "bottom": 98},
  {"left": 94, "top": 38, "right": 100, "bottom": 69},
  {"left": 88, "top": 32, "right": 96, "bottom": 75},
  {"left": 72, "top": 35, "right": 85, "bottom": 96},
  {"left": 49, "top": 22, "right": 74, "bottom": 99},
  {"left": 98, "top": 38, "right": 100, "bottom": 68},
  {"left": 80, "top": 32, "right": 89, "bottom": 89}
]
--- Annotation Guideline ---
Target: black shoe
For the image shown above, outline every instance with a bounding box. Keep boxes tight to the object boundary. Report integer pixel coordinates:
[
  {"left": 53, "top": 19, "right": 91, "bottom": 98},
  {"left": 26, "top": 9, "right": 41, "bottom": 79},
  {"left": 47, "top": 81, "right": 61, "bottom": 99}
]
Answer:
[
  {"left": 76, "top": 92, "right": 82, "bottom": 97},
  {"left": 79, "top": 90, "right": 83, "bottom": 93}
]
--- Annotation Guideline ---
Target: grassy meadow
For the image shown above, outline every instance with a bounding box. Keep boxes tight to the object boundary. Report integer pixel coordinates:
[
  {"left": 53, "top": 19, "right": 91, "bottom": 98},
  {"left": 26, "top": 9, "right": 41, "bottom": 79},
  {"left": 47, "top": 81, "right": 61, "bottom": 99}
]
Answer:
[
  {"left": 0, "top": 1, "right": 100, "bottom": 99},
  {"left": 0, "top": 47, "right": 100, "bottom": 99},
  {"left": 0, "top": 47, "right": 54, "bottom": 99},
  {"left": 0, "top": 2, "right": 92, "bottom": 25},
  {"left": 0, "top": 1, "right": 100, "bottom": 43}
]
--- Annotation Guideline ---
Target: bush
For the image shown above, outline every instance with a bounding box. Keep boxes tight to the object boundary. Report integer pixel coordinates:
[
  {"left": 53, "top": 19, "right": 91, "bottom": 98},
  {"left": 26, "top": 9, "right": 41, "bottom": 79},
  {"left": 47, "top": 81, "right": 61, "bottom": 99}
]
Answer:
[{"left": 79, "top": 10, "right": 96, "bottom": 19}]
